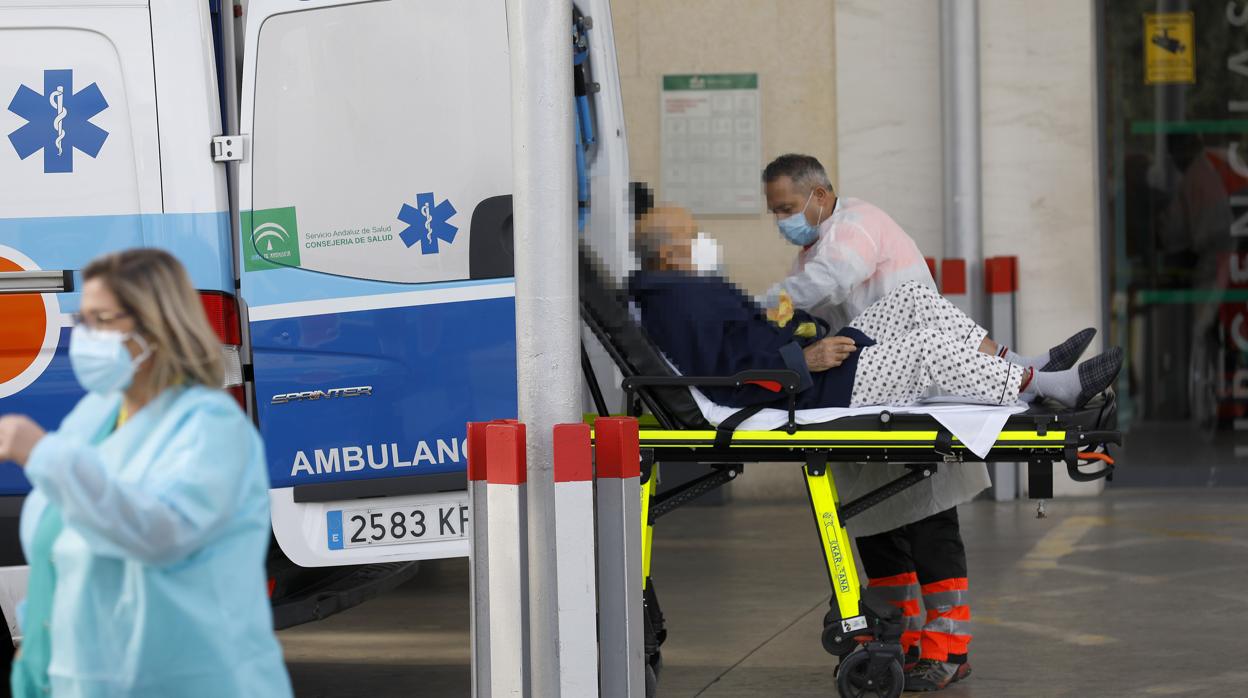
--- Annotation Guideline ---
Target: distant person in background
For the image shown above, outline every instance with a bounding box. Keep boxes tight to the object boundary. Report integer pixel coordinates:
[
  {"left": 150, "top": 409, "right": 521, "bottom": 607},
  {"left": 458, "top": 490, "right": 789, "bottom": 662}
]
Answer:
[{"left": 0, "top": 249, "right": 292, "bottom": 698}]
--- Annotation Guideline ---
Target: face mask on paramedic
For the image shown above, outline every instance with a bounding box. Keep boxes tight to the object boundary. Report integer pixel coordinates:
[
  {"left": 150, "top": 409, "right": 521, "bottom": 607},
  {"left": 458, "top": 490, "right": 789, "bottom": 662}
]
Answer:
[
  {"left": 776, "top": 191, "right": 823, "bottom": 247},
  {"left": 690, "top": 232, "right": 723, "bottom": 275},
  {"left": 69, "top": 325, "right": 151, "bottom": 395}
]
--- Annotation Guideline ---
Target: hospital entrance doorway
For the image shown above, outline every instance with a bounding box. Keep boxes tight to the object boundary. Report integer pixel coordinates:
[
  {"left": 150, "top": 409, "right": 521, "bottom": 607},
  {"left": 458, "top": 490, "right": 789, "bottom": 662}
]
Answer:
[{"left": 1099, "top": 0, "right": 1248, "bottom": 484}]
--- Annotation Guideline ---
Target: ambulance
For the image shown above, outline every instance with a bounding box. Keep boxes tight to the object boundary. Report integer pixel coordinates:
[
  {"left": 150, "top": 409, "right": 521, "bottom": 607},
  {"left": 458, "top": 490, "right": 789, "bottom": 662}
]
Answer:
[{"left": 0, "top": 0, "right": 631, "bottom": 655}]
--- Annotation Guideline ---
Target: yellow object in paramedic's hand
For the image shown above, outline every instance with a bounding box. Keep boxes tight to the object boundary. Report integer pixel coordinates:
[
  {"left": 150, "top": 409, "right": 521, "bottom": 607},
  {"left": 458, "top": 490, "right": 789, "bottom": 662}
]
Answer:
[
  {"left": 767, "top": 291, "right": 818, "bottom": 338},
  {"left": 766, "top": 291, "right": 795, "bottom": 326},
  {"left": 803, "top": 336, "right": 857, "bottom": 372}
]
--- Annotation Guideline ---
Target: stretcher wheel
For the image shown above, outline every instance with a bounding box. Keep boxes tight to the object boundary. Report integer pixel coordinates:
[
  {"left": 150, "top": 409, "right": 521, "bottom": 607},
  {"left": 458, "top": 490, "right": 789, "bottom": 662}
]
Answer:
[
  {"left": 821, "top": 620, "right": 861, "bottom": 657},
  {"left": 834, "top": 649, "right": 903, "bottom": 698}
]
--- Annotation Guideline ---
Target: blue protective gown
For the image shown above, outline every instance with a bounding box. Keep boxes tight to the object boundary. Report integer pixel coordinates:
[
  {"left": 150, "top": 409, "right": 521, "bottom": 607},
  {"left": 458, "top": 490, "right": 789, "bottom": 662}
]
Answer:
[{"left": 19, "top": 385, "right": 292, "bottom": 698}]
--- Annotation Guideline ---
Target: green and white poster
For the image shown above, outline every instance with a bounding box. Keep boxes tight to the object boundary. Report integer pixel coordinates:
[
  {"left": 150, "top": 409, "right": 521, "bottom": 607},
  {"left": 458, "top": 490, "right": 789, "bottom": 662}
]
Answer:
[{"left": 660, "top": 73, "right": 761, "bottom": 215}]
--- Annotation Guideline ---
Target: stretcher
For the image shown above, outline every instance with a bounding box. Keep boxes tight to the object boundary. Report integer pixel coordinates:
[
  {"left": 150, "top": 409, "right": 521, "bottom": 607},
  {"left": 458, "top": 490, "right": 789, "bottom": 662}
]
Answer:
[{"left": 578, "top": 248, "right": 1122, "bottom": 698}]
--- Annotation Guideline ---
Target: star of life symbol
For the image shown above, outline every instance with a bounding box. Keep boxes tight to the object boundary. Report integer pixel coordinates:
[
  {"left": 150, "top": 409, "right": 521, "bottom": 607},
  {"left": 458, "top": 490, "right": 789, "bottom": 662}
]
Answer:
[
  {"left": 397, "top": 192, "right": 458, "bottom": 254},
  {"left": 7, "top": 69, "right": 109, "bottom": 174}
]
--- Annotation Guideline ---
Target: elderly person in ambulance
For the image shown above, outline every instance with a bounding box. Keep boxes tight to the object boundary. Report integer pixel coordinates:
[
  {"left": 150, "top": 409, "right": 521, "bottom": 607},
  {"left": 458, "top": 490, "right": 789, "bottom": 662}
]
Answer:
[
  {"left": 758, "top": 155, "right": 1096, "bottom": 692},
  {"left": 0, "top": 249, "right": 291, "bottom": 698}
]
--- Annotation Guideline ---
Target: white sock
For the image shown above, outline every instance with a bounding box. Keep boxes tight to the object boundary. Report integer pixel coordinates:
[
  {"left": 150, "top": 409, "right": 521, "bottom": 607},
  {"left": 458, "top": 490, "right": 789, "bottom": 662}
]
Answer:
[
  {"left": 1029, "top": 366, "right": 1081, "bottom": 407},
  {"left": 1003, "top": 348, "right": 1046, "bottom": 370}
]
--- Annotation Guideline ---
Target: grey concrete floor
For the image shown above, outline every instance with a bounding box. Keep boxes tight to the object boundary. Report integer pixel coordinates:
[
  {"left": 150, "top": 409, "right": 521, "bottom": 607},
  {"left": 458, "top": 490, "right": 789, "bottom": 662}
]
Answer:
[{"left": 279, "top": 488, "right": 1248, "bottom": 697}]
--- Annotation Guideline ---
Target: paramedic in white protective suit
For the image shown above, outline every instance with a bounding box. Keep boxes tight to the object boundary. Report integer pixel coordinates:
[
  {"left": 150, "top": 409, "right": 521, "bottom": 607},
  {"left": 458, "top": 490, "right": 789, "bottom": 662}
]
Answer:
[
  {"left": 0, "top": 249, "right": 292, "bottom": 698},
  {"left": 759, "top": 154, "right": 1094, "bottom": 693}
]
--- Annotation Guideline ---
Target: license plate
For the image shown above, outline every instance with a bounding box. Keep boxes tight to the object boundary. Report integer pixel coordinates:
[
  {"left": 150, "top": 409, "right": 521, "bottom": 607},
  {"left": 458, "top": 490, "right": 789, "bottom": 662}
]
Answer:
[{"left": 327, "top": 501, "right": 469, "bottom": 550}]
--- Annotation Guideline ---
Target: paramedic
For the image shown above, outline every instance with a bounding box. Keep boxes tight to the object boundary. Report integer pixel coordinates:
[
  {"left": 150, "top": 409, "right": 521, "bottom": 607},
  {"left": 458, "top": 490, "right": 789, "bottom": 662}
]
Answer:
[
  {"left": 762, "top": 154, "right": 990, "bottom": 691},
  {"left": 761, "top": 155, "right": 1105, "bottom": 689},
  {"left": 0, "top": 249, "right": 292, "bottom": 698},
  {"left": 760, "top": 153, "right": 937, "bottom": 331},
  {"left": 634, "top": 205, "right": 1108, "bottom": 691}
]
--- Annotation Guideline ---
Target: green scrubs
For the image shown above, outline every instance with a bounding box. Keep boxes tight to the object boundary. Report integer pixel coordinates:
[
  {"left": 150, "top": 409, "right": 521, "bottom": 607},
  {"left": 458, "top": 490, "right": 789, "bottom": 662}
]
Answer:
[{"left": 10, "top": 406, "right": 115, "bottom": 697}]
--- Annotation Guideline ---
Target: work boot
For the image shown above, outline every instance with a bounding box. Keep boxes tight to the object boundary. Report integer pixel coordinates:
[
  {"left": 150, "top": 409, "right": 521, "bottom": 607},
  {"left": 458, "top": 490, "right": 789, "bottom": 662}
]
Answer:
[{"left": 903, "top": 658, "right": 972, "bottom": 692}]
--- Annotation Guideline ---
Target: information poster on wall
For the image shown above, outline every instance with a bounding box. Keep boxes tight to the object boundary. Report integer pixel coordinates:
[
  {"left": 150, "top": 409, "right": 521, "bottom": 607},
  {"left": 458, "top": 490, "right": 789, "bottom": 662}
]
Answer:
[{"left": 660, "top": 73, "right": 761, "bottom": 215}]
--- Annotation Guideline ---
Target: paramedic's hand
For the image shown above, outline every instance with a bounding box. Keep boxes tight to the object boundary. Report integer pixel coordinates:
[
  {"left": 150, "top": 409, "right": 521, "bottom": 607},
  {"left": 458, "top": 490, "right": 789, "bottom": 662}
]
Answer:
[
  {"left": 0, "top": 415, "right": 45, "bottom": 467},
  {"left": 803, "top": 336, "right": 857, "bottom": 372}
]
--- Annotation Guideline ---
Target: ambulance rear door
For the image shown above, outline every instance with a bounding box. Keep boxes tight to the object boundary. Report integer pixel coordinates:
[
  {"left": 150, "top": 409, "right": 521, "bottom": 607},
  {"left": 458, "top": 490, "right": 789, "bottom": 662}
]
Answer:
[{"left": 238, "top": 0, "right": 516, "bottom": 566}]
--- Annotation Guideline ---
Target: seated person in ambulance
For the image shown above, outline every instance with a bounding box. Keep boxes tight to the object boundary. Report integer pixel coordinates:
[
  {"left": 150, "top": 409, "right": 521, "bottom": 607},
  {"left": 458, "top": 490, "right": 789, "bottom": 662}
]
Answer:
[{"left": 629, "top": 207, "right": 1122, "bottom": 411}]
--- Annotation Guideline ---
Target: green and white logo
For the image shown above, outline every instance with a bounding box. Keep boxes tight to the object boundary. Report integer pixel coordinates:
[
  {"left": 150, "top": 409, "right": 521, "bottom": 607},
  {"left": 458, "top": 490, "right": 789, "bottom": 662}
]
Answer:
[{"left": 242, "top": 206, "right": 301, "bottom": 272}]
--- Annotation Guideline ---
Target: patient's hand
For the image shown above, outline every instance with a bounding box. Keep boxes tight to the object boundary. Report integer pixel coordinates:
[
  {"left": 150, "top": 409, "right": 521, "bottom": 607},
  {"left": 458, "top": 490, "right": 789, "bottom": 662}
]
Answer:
[{"left": 803, "top": 336, "right": 857, "bottom": 371}]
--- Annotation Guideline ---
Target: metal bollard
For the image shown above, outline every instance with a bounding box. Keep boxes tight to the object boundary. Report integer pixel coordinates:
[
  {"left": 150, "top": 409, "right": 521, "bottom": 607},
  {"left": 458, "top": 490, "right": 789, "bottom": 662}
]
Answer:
[
  {"left": 985, "top": 256, "right": 1021, "bottom": 500},
  {"left": 553, "top": 423, "right": 600, "bottom": 697},
  {"left": 594, "top": 417, "right": 644, "bottom": 698},
  {"left": 486, "top": 422, "right": 530, "bottom": 698},
  {"left": 467, "top": 422, "right": 497, "bottom": 697}
]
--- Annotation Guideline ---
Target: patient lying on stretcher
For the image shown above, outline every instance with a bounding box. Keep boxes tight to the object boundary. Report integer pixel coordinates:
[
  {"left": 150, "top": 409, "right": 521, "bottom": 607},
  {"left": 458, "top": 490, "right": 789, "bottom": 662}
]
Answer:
[{"left": 629, "top": 207, "right": 1122, "bottom": 411}]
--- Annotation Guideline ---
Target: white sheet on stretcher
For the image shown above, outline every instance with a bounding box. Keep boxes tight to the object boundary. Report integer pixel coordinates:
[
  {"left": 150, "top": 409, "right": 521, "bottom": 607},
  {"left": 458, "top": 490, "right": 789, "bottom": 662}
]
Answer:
[{"left": 687, "top": 388, "right": 1028, "bottom": 459}]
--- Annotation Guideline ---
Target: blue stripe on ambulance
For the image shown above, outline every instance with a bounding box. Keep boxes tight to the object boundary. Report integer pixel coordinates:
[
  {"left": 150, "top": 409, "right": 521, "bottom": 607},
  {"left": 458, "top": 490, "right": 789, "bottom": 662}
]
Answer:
[{"left": 250, "top": 292, "right": 517, "bottom": 489}]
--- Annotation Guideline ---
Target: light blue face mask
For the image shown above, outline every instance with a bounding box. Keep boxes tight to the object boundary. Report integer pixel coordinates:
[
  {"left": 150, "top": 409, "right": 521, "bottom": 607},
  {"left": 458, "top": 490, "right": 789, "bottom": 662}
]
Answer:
[
  {"left": 69, "top": 325, "right": 150, "bottom": 395},
  {"left": 776, "top": 191, "right": 823, "bottom": 247}
]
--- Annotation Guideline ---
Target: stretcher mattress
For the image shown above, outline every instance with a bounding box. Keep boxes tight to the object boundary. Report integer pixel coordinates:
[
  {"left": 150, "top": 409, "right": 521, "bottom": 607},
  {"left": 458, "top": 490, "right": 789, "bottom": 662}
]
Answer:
[{"left": 689, "top": 389, "right": 1027, "bottom": 458}]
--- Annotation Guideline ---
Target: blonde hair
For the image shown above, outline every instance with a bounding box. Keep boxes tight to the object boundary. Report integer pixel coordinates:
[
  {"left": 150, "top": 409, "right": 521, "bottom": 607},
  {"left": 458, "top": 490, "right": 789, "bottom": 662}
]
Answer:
[{"left": 82, "top": 249, "right": 225, "bottom": 394}]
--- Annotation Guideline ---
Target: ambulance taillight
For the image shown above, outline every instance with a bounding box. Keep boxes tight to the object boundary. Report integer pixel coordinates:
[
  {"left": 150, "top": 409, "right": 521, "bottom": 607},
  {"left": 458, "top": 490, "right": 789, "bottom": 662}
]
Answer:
[{"left": 198, "top": 291, "right": 246, "bottom": 408}]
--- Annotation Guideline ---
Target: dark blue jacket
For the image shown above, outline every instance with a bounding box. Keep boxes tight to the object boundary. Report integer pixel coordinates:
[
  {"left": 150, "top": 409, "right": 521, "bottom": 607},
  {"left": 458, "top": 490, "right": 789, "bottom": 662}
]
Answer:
[{"left": 628, "top": 270, "right": 875, "bottom": 409}]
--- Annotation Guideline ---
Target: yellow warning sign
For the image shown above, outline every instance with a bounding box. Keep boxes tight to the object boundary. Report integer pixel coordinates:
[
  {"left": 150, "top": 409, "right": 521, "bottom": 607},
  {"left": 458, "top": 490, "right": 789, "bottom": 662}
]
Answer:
[{"left": 1145, "top": 12, "right": 1196, "bottom": 84}]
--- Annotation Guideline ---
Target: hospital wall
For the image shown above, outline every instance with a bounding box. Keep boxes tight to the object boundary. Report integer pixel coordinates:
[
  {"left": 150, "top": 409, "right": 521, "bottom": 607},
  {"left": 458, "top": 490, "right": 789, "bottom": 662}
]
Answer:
[{"left": 610, "top": 0, "right": 839, "bottom": 296}]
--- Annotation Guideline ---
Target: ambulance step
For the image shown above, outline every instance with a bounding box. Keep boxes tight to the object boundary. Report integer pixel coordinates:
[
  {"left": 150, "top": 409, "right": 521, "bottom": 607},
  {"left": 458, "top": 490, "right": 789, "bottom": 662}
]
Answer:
[{"left": 271, "top": 561, "right": 421, "bottom": 630}]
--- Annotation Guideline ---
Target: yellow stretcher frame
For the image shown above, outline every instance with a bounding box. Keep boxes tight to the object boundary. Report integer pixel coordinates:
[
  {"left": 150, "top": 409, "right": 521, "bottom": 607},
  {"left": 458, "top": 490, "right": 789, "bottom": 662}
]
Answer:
[
  {"left": 628, "top": 424, "right": 1080, "bottom": 615},
  {"left": 624, "top": 419, "right": 1115, "bottom": 653},
  {"left": 599, "top": 413, "right": 1118, "bottom": 698}
]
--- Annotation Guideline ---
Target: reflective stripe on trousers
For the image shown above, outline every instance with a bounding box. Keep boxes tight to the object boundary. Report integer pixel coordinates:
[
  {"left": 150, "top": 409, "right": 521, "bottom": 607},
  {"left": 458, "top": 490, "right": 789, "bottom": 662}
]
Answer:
[{"left": 919, "top": 577, "right": 971, "bottom": 662}]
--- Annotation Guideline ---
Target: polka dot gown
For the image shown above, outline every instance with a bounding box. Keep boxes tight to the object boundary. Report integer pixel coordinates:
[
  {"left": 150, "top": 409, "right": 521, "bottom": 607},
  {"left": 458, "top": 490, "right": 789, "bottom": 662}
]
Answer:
[{"left": 847, "top": 282, "right": 1025, "bottom": 407}]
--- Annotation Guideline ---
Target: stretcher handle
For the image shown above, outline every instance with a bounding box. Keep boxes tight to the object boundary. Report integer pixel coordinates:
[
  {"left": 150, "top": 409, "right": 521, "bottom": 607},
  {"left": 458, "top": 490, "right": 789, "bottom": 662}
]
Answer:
[
  {"left": 621, "top": 370, "right": 802, "bottom": 431},
  {"left": 1065, "top": 458, "right": 1114, "bottom": 482},
  {"left": 1063, "top": 430, "right": 1123, "bottom": 482}
]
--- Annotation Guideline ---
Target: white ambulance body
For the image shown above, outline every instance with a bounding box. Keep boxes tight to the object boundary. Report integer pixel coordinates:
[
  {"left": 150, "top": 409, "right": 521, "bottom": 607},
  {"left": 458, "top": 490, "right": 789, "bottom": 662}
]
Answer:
[{"left": 0, "top": 0, "right": 631, "bottom": 651}]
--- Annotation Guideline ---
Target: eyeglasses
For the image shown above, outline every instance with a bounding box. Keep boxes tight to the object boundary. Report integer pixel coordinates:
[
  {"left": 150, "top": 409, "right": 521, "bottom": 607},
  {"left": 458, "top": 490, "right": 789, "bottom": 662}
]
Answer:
[{"left": 72, "top": 310, "right": 132, "bottom": 329}]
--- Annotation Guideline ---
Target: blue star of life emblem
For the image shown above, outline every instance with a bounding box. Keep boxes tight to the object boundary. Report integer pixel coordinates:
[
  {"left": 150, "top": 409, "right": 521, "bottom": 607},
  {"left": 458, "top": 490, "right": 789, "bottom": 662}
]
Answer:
[
  {"left": 7, "top": 69, "right": 109, "bottom": 174},
  {"left": 398, "top": 193, "right": 459, "bottom": 254}
]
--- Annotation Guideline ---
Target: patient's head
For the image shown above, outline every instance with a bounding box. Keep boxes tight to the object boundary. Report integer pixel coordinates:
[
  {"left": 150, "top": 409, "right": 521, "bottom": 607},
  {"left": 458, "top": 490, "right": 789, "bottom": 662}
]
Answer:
[{"left": 634, "top": 205, "right": 699, "bottom": 272}]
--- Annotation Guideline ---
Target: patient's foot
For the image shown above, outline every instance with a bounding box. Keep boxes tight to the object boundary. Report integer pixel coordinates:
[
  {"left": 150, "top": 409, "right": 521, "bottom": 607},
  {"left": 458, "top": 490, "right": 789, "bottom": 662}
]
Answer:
[
  {"left": 1074, "top": 347, "right": 1123, "bottom": 407},
  {"left": 1002, "top": 328, "right": 1096, "bottom": 371},
  {"left": 1024, "top": 348, "right": 1122, "bottom": 407},
  {"left": 1041, "top": 327, "right": 1097, "bottom": 372}
]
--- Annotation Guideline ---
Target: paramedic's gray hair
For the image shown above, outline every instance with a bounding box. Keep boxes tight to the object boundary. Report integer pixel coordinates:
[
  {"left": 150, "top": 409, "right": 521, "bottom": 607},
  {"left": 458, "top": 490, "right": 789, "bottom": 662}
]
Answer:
[{"left": 762, "top": 154, "right": 834, "bottom": 194}]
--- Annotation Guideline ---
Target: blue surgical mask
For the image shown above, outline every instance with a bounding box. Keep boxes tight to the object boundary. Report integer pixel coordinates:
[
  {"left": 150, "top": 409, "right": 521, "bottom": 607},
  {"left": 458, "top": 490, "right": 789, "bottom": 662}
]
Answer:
[
  {"left": 69, "top": 325, "right": 150, "bottom": 394},
  {"left": 776, "top": 192, "right": 823, "bottom": 247}
]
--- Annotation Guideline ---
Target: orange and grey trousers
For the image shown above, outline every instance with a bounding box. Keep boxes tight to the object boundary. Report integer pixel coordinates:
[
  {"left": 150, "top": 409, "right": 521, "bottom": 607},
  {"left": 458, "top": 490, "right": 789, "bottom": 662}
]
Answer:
[{"left": 856, "top": 507, "right": 971, "bottom": 665}]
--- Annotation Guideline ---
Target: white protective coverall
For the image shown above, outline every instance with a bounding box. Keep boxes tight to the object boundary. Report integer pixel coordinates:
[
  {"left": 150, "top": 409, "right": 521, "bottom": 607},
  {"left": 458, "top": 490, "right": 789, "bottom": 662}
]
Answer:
[
  {"left": 763, "top": 196, "right": 990, "bottom": 537},
  {"left": 20, "top": 386, "right": 292, "bottom": 698}
]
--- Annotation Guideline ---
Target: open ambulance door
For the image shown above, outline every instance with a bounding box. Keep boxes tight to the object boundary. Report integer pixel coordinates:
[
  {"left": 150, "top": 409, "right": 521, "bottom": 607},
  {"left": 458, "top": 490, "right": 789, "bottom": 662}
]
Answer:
[{"left": 237, "top": 0, "right": 516, "bottom": 567}]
